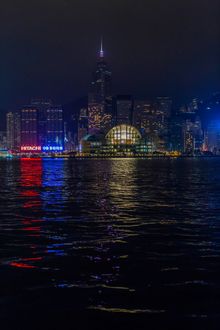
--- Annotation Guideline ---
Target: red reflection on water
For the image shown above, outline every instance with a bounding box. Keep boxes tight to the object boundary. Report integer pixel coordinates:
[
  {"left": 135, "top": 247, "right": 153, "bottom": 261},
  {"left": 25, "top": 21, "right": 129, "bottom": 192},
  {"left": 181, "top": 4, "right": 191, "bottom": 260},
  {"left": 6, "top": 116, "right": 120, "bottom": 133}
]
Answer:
[
  {"left": 23, "top": 201, "right": 41, "bottom": 209},
  {"left": 10, "top": 262, "right": 36, "bottom": 269},
  {"left": 22, "top": 226, "right": 41, "bottom": 232},
  {"left": 9, "top": 257, "right": 43, "bottom": 269},
  {"left": 20, "top": 158, "right": 42, "bottom": 188},
  {"left": 20, "top": 158, "right": 42, "bottom": 220},
  {"left": 22, "top": 257, "right": 42, "bottom": 261},
  {"left": 18, "top": 159, "right": 44, "bottom": 266},
  {"left": 22, "top": 219, "right": 43, "bottom": 225},
  {"left": 21, "top": 190, "right": 39, "bottom": 197}
]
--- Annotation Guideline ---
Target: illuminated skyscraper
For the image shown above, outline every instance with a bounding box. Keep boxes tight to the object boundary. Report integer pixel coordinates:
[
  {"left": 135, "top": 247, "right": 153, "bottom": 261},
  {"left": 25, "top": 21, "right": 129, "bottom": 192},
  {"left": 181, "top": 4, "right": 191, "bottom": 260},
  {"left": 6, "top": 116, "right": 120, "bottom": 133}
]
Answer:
[
  {"left": 0, "top": 131, "right": 7, "bottom": 150},
  {"left": 20, "top": 100, "right": 64, "bottom": 153},
  {"left": 133, "top": 100, "right": 153, "bottom": 131},
  {"left": 116, "top": 95, "right": 133, "bottom": 125},
  {"left": 78, "top": 108, "right": 88, "bottom": 143},
  {"left": 6, "top": 112, "right": 21, "bottom": 152},
  {"left": 156, "top": 97, "right": 172, "bottom": 117},
  {"left": 205, "top": 119, "right": 220, "bottom": 154},
  {"left": 31, "top": 98, "right": 52, "bottom": 147},
  {"left": 133, "top": 99, "right": 169, "bottom": 151},
  {"left": 88, "top": 39, "right": 112, "bottom": 133},
  {"left": 6, "top": 112, "right": 15, "bottom": 151},
  {"left": 43, "top": 106, "right": 64, "bottom": 152},
  {"left": 21, "top": 107, "right": 40, "bottom": 152}
]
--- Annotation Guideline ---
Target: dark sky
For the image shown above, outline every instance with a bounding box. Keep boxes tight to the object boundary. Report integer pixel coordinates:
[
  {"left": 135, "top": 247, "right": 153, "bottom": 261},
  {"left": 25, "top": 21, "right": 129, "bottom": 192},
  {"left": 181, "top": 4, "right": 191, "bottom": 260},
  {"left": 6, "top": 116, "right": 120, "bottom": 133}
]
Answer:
[{"left": 0, "top": 0, "right": 220, "bottom": 112}]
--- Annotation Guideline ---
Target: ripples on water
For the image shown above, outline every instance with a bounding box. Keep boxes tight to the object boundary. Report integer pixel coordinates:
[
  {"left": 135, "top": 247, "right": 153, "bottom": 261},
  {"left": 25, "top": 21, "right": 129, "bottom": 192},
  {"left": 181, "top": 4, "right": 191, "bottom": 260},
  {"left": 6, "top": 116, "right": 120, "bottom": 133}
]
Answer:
[{"left": 0, "top": 158, "right": 220, "bottom": 329}]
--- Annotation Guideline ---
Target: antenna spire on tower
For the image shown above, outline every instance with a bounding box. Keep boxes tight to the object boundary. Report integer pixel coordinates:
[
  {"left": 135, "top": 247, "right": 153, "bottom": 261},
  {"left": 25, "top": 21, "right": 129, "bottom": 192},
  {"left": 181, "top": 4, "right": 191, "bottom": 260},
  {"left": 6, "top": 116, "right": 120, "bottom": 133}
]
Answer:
[{"left": 100, "top": 36, "right": 104, "bottom": 58}]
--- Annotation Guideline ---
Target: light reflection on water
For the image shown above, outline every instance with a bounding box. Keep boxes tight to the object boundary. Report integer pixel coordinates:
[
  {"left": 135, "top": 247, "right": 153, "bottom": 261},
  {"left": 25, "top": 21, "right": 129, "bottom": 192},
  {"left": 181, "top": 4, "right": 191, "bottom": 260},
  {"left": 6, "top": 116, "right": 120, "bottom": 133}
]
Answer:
[{"left": 0, "top": 158, "right": 220, "bottom": 328}]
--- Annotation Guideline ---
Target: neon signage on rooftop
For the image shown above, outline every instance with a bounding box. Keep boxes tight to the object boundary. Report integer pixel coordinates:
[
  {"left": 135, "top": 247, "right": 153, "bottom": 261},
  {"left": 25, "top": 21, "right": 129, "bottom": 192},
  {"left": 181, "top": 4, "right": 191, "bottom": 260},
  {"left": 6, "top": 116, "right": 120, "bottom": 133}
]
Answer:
[
  {"left": 21, "top": 146, "right": 42, "bottom": 151},
  {"left": 42, "top": 146, "right": 63, "bottom": 152}
]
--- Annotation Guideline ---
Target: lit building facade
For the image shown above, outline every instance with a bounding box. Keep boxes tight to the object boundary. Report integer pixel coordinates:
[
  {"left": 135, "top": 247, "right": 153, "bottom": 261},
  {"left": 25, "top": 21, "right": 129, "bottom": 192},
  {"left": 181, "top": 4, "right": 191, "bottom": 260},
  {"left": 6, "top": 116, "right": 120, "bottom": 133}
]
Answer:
[
  {"left": 106, "top": 124, "right": 141, "bottom": 145},
  {"left": 31, "top": 98, "right": 52, "bottom": 148},
  {"left": 133, "top": 99, "right": 167, "bottom": 151},
  {"left": 0, "top": 131, "right": 7, "bottom": 150},
  {"left": 78, "top": 108, "right": 88, "bottom": 144},
  {"left": 6, "top": 112, "right": 21, "bottom": 152},
  {"left": 205, "top": 119, "right": 220, "bottom": 154},
  {"left": 20, "top": 101, "right": 64, "bottom": 153},
  {"left": 88, "top": 40, "right": 113, "bottom": 133},
  {"left": 182, "top": 117, "right": 204, "bottom": 155},
  {"left": 43, "top": 106, "right": 64, "bottom": 152},
  {"left": 156, "top": 97, "right": 172, "bottom": 118},
  {"left": 79, "top": 124, "right": 154, "bottom": 156},
  {"left": 21, "top": 107, "right": 40, "bottom": 152},
  {"left": 116, "top": 95, "right": 133, "bottom": 125},
  {"left": 7, "top": 112, "right": 15, "bottom": 151}
]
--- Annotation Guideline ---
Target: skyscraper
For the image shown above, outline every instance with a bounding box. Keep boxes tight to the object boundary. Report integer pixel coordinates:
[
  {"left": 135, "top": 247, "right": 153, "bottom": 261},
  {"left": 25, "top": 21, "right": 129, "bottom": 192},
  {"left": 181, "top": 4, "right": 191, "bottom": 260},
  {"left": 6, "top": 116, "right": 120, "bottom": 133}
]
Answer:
[
  {"left": 6, "top": 112, "right": 15, "bottom": 151},
  {"left": 78, "top": 108, "right": 88, "bottom": 144},
  {"left": 0, "top": 131, "right": 7, "bottom": 150},
  {"left": 156, "top": 97, "right": 172, "bottom": 117},
  {"left": 6, "top": 112, "right": 21, "bottom": 152},
  {"left": 43, "top": 106, "right": 64, "bottom": 152},
  {"left": 116, "top": 95, "right": 133, "bottom": 125},
  {"left": 31, "top": 98, "right": 52, "bottom": 147},
  {"left": 88, "top": 39, "right": 112, "bottom": 133},
  {"left": 20, "top": 107, "right": 40, "bottom": 152},
  {"left": 133, "top": 100, "right": 153, "bottom": 131},
  {"left": 205, "top": 119, "right": 220, "bottom": 154}
]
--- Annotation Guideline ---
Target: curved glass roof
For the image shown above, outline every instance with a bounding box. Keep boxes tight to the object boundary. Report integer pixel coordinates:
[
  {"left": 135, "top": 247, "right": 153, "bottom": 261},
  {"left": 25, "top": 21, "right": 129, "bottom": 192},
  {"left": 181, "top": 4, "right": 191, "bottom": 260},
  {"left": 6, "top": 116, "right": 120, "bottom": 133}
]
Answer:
[
  {"left": 81, "top": 134, "right": 105, "bottom": 142},
  {"left": 106, "top": 124, "right": 141, "bottom": 145}
]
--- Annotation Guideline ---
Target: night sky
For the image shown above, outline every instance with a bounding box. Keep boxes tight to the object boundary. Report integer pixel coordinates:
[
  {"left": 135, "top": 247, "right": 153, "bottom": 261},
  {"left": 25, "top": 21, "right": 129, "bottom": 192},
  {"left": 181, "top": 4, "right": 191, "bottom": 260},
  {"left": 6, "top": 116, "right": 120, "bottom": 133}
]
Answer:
[{"left": 0, "top": 0, "right": 220, "bottom": 113}]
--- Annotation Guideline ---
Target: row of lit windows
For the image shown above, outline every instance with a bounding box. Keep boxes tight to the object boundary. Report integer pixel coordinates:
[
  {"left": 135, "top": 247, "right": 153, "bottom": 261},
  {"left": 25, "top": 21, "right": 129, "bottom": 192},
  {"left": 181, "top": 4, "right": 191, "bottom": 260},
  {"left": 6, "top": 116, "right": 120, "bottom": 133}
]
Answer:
[
  {"left": 21, "top": 131, "right": 37, "bottom": 133},
  {"left": 22, "top": 110, "right": 37, "bottom": 112}
]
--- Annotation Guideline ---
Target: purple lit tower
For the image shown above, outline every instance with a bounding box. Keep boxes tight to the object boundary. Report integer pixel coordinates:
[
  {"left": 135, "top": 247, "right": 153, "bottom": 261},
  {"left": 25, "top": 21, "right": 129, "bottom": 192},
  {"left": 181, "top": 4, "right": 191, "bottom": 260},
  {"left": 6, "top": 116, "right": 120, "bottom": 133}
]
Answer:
[{"left": 88, "top": 39, "right": 113, "bottom": 133}]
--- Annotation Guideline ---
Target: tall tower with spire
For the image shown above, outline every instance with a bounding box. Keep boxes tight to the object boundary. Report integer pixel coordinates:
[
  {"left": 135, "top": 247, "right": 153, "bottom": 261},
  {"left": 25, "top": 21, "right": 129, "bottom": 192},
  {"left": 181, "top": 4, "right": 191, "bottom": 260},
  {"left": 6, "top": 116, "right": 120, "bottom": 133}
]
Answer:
[
  {"left": 100, "top": 37, "right": 104, "bottom": 58},
  {"left": 88, "top": 39, "right": 113, "bottom": 133}
]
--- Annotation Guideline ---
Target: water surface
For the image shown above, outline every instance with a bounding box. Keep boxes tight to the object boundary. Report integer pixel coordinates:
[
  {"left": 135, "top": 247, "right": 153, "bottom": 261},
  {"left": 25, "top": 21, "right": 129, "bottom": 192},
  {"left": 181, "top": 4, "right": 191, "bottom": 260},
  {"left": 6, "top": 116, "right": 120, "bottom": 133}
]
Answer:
[{"left": 0, "top": 158, "right": 220, "bottom": 329}]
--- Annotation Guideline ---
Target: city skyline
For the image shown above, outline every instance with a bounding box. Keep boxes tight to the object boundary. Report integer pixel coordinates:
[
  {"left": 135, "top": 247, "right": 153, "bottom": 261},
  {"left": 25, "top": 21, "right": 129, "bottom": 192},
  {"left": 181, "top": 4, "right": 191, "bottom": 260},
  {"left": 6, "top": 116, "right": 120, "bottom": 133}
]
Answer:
[
  {"left": 1, "top": 2, "right": 220, "bottom": 329},
  {"left": 1, "top": 39, "right": 220, "bottom": 158}
]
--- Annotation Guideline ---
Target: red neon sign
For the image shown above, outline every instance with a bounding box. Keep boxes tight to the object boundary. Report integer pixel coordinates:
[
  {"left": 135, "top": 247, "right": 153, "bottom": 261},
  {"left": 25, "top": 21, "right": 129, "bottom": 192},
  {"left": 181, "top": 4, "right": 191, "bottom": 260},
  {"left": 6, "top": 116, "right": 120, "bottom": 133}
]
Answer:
[{"left": 21, "top": 146, "right": 42, "bottom": 151}]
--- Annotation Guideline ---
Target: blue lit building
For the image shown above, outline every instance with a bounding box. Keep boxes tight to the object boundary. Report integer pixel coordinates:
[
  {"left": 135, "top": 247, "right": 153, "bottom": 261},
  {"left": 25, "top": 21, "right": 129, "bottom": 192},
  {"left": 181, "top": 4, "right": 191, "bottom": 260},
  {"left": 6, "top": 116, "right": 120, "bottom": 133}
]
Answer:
[{"left": 43, "top": 106, "right": 64, "bottom": 152}]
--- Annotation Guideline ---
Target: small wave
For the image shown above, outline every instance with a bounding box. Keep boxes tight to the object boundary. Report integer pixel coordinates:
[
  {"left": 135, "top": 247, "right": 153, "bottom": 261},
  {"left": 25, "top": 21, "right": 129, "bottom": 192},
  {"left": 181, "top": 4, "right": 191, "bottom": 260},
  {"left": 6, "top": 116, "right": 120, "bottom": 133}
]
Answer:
[{"left": 88, "top": 306, "right": 166, "bottom": 314}]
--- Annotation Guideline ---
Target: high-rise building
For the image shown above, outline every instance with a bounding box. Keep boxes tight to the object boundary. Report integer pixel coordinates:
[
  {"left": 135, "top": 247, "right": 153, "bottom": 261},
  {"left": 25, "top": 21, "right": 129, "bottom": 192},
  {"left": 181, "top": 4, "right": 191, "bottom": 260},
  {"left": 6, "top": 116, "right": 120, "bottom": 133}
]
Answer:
[
  {"left": 182, "top": 116, "right": 204, "bottom": 155},
  {"left": 6, "top": 112, "right": 14, "bottom": 151},
  {"left": 133, "top": 99, "right": 167, "bottom": 151},
  {"left": 31, "top": 98, "right": 52, "bottom": 147},
  {"left": 168, "top": 115, "right": 184, "bottom": 152},
  {"left": 156, "top": 97, "right": 172, "bottom": 117},
  {"left": 42, "top": 106, "right": 64, "bottom": 152},
  {"left": 88, "top": 40, "right": 113, "bottom": 133},
  {"left": 116, "top": 95, "right": 133, "bottom": 125},
  {"left": 6, "top": 112, "right": 21, "bottom": 152},
  {"left": 205, "top": 119, "right": 220, "bottom": 154},
  {"left": 0, "top": 131, "right": 7, "bottom": 150},
  {"left": 154, "top": 97, "right": 172, "bottom": 150},
  {"left": 133, "top": 100, "right": 154, "bottom": 131},
  {"left": 78, "top": 108, "right": 88, "bottom": 144},
  {"left": 20, "top": 107, "right": 40, "bottom": 152},
  {"left": 20, "top": 100, "right": 64, "bottom": 153},
  {"left": 64, "top": 121, "right": 75, "bottom": 152}
]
